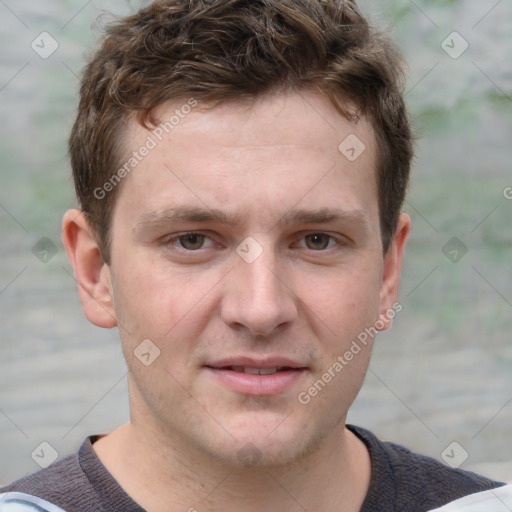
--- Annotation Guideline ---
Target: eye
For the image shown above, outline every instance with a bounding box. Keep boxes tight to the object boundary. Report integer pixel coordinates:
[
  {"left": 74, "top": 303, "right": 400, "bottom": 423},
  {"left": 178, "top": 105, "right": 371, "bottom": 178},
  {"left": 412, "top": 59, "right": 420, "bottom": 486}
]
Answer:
[
  {"left": 301, "top": 233, "right": 338, "bottom": 251},
  {"left": 172, "top": 233, "right": 213, "bottom": 251}
]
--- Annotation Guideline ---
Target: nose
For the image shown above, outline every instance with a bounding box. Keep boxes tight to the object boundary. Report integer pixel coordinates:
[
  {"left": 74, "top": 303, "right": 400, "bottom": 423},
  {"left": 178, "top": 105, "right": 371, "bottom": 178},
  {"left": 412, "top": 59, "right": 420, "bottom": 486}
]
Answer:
[{"left": 220, "top": 248, "right": 298, "bottom": 337}]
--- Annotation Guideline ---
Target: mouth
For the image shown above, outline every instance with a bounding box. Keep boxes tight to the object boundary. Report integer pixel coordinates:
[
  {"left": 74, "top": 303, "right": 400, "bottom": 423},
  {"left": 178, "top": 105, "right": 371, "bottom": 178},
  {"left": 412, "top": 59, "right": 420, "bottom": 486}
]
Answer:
[
  {"left": 209, "top": 366, "right": 298, "bottom": 375},
  {"left": 204, "top": 359, "right": 307, "bottom": 395}
]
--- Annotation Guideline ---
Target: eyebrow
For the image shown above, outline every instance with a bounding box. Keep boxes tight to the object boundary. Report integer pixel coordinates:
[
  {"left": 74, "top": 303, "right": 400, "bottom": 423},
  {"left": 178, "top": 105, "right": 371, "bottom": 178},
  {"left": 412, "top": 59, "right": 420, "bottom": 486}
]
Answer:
[
  {"left": 134, "top": 205, "right": 370, "bottom": 231},
  {"left": 135, "top": 206, "right": 248, "bottom": 229},
  {"left": 276, "top": 207, "right": 370, "bottom": 229}
]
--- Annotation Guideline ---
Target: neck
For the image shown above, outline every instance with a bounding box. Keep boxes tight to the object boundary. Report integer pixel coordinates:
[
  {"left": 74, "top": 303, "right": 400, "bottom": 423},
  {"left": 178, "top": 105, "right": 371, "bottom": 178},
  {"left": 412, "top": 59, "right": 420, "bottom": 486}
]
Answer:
[{"left": 93, "top": 420, "right": 371, "bottom": 512}]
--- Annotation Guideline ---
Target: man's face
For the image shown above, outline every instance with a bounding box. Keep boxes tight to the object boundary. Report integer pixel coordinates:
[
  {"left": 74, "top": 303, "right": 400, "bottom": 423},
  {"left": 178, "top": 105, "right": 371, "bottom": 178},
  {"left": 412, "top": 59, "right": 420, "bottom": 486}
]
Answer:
[{"left": 104, "top": 91, "right": 406, "bottom": 466}]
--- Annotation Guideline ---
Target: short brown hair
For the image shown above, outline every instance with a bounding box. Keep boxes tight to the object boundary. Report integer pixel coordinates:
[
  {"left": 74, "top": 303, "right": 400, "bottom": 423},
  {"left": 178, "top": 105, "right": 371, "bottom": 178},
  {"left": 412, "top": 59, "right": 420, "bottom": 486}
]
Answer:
[{"left": 69, "top": 0, "right": 413, "bottom": 261}]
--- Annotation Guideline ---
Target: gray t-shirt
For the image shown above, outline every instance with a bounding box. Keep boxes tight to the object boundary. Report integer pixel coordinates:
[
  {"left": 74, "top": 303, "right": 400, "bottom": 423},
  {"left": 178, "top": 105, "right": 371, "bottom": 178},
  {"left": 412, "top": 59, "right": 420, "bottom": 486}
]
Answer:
[{"left": 1, "top": 425, "right": 510, "bottom": 511}]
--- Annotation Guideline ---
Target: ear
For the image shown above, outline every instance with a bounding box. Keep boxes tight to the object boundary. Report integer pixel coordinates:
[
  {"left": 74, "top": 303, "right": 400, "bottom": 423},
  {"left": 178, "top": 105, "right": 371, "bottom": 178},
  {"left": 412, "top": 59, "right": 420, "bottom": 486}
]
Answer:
[
  {"left": 62, "top": 209, "right": 117, "bottom": 328},
  {"left": 376, "top": 212, "right": 411, "bottom": 331}
]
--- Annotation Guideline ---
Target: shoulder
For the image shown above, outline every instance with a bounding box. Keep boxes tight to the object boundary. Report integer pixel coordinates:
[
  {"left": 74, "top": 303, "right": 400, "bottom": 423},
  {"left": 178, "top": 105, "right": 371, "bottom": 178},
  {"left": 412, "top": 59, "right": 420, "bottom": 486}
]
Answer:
[
  {"left": 0, "top": 437, "right": 144, "bottom": 512},
  {"left": 382, "top": 436, "right": 500, "bottom": 494},
  {"left": 0, "top": 440, "right": 102, "bottom": 512},
  {"left": 0, "top": 491, "right": 68, "bottom": 512},
  {"left": 0, "top": 452, "right": 81, "bottom": 498},
  {"left": 430, "top": 484, "right": 512, "bottom": 511},
  {"left": 348, "top": 425, "right": 509, "bottom": 512}
]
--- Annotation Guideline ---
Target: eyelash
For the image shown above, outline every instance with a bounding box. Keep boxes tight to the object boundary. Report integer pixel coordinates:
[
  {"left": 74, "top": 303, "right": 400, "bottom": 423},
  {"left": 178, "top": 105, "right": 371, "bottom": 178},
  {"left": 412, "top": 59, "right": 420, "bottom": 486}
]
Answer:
[
  {"left": 168, "top": 232, "right": 217, "bottom": 251},
  {"left": 164, "top": 231, "right": 344, "bottom": 253}
]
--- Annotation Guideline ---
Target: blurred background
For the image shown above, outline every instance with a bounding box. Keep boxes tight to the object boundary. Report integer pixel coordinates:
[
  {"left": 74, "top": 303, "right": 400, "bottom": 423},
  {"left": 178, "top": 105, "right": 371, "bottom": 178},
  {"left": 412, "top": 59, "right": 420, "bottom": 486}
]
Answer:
[{"left": 0, "top": 0, "right": 511, "bottom": 484}]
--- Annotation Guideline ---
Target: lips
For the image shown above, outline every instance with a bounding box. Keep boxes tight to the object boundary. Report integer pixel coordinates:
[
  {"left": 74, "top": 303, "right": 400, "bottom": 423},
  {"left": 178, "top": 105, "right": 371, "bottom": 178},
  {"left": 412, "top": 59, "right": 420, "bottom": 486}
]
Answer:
[
  {"left": 204, "top": 357, "right": 307, "bottom": 395},
  {"left": 206, "top": 356, "right": 306, "bottom": 371},
  {"left": 218, "top": 366, "right": 293, "bottom": 375}
]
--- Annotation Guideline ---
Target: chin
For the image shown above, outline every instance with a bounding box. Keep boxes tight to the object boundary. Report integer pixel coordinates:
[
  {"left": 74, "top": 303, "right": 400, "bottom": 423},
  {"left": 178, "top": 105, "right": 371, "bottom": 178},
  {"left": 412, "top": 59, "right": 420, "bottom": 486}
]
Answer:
[
  {"left": 204, "top": 415, "right": 325, "bottom": 469},
  {"left": 209, "top": 440, "right": 302, "bottom": 469}
]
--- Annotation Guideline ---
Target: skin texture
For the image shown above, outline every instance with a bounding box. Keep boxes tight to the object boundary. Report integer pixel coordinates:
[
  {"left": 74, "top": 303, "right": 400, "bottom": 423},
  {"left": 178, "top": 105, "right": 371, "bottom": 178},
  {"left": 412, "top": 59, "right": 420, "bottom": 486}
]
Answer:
[{"left": 62, "top": 91, "right": 410, "bottom": 512}]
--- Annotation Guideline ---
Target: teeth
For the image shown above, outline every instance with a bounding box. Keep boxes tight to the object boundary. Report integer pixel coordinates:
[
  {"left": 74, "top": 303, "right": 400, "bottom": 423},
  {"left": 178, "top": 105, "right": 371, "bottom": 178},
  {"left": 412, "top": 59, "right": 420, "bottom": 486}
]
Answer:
[
  {"left": 229, "top": 366, "right": 280, "bottom": 375},
  {"left": 244, "top": 367, "right": 262, "bottom": 375},
  {"left": 257, "top": 368, "right": 278, "bottom": 375}
]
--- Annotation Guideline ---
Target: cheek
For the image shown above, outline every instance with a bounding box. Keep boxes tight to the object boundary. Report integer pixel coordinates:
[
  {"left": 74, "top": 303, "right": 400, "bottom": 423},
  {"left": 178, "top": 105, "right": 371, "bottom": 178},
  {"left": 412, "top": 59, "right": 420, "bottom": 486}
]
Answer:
[
  {"left": 111, "top": 256, "right": 223, "bottom": 375},
  {"left": 300, "top": 263, "right": 382, "bottom": 340},
  {"left": 112, "top": 253, "right": 194, "bottom": 331}
]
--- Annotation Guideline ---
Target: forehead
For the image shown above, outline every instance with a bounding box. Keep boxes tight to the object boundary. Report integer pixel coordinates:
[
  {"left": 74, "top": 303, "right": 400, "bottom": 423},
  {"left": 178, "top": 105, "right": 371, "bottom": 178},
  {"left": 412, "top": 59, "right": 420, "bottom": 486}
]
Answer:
[
  {"left": 115, "top": 91, "right": 379, "bottom": 230},
  {"left": 147, "top": 92, "right": 374, "bottom": 155}
]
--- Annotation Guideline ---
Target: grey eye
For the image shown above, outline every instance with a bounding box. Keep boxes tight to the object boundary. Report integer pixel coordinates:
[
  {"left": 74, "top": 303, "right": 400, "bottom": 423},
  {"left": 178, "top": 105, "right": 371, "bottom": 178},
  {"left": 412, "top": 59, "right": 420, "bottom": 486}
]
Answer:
[
  {"left": 178, "top": 233, "right": 206, "bottom": 250},
  {"left": 304, "top": 234, "right": 331, "bottom": 250}
]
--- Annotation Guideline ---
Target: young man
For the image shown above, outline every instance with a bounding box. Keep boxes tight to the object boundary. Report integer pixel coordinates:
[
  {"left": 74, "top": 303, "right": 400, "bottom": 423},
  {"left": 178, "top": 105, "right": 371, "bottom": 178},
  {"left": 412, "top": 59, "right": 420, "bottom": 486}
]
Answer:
[{"left": 1, "top": 0, "right": 511, "bottom": 511}]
